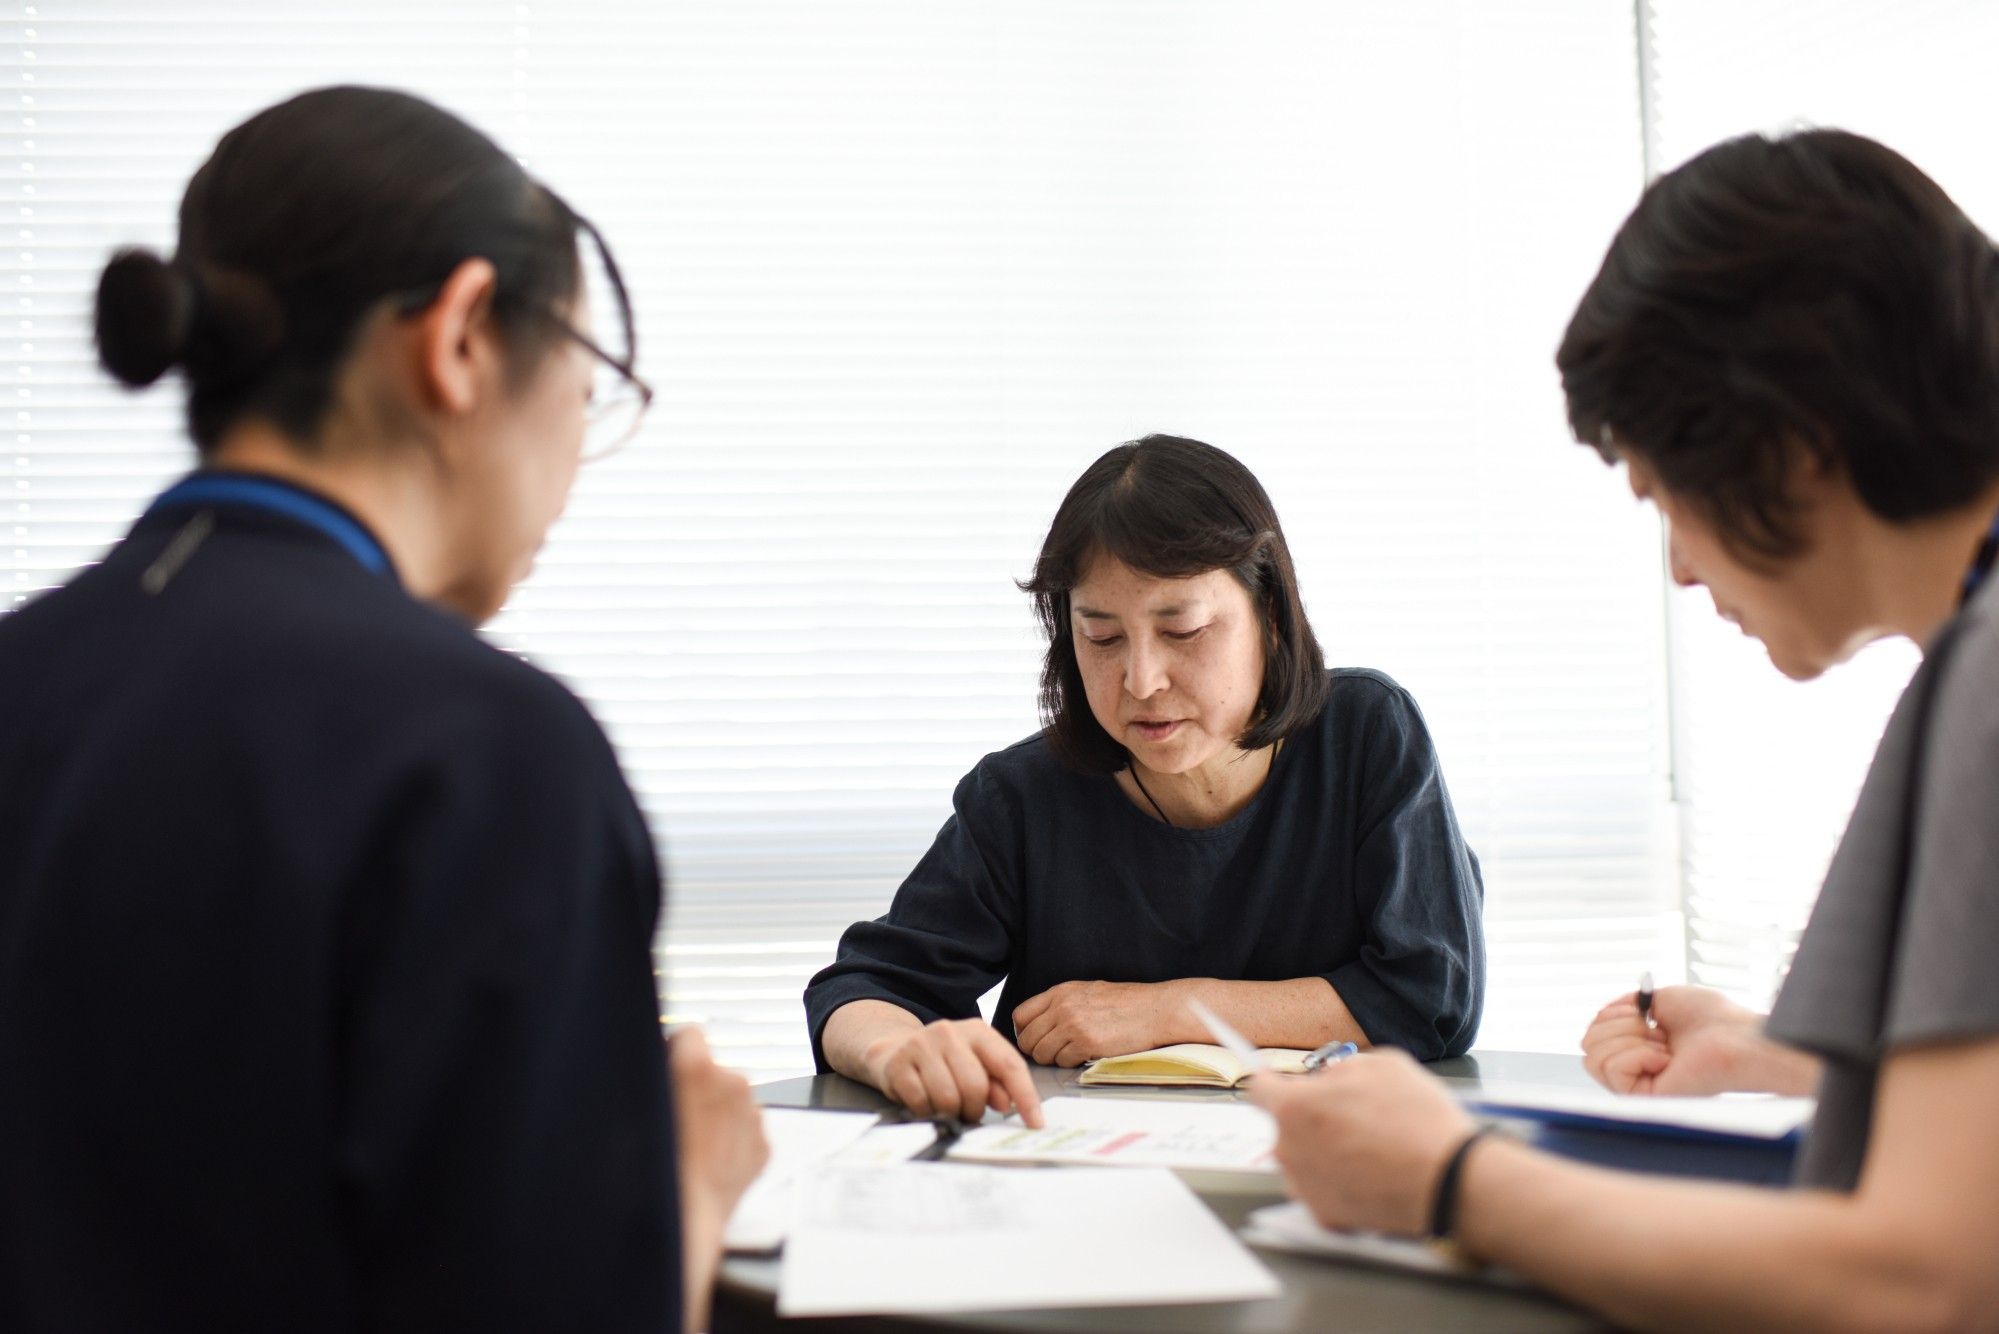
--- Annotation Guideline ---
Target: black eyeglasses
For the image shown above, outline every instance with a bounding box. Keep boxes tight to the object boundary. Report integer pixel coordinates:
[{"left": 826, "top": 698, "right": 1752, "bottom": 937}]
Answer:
[
  {"left": 557, "top": 319, "right": 654, "bottom": 462},
  {"left": 389, "top": 282, "right": 654, "bottom": 463}
]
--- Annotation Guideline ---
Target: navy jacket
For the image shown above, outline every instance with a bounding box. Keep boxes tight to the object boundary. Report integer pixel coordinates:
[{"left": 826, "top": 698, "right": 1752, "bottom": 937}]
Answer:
[{"left": 0, "top": 481, "right": 680, "bottom": 1332}]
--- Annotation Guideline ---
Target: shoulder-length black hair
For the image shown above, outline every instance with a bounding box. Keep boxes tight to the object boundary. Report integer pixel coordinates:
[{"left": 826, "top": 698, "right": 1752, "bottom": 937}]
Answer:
[
  {"left": 1020, "top": 434, "right": 1329, "bottom": 774},
  {"left": 1557, "top": 128, "right": 1999, "bottom": 561}
]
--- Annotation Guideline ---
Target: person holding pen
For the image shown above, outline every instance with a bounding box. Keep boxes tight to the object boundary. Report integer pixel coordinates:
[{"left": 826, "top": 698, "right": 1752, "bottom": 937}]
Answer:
[
  {"left": 0, "top": 87, "right": 765, "bottom": 1332},
  {"left": 807, "top": 434, "right": 1486, "bottom": 1127},
  {"left": 1253, "top": 128, "right": 1999, "bottom": 1331},
  {"left": 1583, "top": 972, "right": 1823, "bottom": 1098}
]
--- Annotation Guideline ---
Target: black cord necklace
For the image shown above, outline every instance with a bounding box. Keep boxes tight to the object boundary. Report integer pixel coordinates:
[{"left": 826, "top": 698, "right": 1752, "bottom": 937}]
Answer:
[
  {"left": 1127, "top": 765, "right": 1174, "bottom": 827},
  {"left": 1126, "top": 741, "right": 1285, "bottom": 829}
]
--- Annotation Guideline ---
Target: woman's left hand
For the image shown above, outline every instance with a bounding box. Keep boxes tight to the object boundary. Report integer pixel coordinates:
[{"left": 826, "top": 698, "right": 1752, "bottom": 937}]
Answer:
[
  {"left": 1248, "top": 1050, "right": 1476, "bottom": 1236},
  {"left": 1011, "top": 979, "right": 1185, "bottom": 1066}
]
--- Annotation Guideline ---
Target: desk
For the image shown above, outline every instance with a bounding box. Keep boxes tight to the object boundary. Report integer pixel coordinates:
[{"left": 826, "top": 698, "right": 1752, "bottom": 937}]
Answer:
[{"left": 715, "top": 1052, "right": 1616, "bottom": 1333}]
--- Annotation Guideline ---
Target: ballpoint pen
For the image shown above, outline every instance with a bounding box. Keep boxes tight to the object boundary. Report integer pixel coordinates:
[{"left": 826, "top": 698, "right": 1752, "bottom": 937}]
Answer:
[
  {"left": 1302, "top": 1039, "right": 1360, "bottom": 1072},
  {"left": 1637, "top": 970, "right": 1655, "bottom": 1028}
]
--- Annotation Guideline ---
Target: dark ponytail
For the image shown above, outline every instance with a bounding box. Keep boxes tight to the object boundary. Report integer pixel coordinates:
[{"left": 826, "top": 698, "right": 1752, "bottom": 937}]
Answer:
[{"left": 91, "top": 85, "right": 629, "bottom": 452}]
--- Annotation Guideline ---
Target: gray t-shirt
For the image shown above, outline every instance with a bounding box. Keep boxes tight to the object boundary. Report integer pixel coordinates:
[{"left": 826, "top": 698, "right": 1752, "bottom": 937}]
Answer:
[{"left": 1767, "top": 576, "right": 1999, "bottom": 1189}]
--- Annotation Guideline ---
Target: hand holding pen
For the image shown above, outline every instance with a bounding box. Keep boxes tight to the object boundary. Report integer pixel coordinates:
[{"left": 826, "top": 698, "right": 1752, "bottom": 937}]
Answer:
[{"left": 1580, "top": 977, "right": 1777, "bottom": 1096}]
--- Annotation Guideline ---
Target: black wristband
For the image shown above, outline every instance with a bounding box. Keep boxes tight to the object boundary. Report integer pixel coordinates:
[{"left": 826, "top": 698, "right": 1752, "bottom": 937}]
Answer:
[{"left": 1427, "top": 1126, "right": 1495, "bottom": 1241}]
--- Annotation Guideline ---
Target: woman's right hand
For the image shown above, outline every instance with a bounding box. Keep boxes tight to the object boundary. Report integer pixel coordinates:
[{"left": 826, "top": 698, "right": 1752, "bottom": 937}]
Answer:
[
  {"left": 669, "top": 1026, "right": 769, "bottom": 1222},
  {"left": 667, "top": 1027, "right": 768, "bottom": 1334},
  {"left": 864, "top": 1017, "right": 1046, "bottom": 1128},
  {"left": 1581, "top": 984, "right": 1770, "bottom": 1095}
]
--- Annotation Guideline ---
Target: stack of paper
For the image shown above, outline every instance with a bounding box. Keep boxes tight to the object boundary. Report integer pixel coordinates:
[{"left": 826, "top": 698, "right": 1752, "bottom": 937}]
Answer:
[
  {"left": 1240, "top": 1201, "right": 1526, "bottom": 1289},
  {"left": 946, "top": 1095, "right": 1278, "bottom": 1173},
  {"left": 778, "top": 1162, "right": 1281, "bottom": 1316},
  {"left": 724, "top": 1108, "right": 894, "bottom": 1253}
]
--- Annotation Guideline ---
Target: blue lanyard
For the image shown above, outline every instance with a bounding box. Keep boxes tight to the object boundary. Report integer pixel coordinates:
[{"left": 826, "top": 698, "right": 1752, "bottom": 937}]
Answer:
[
  {"left": 1963, "top": 507, "right": 1999, "bottom": 606},
  {"left": 144, "top": 473, "right": 393, "bottom": 579}
]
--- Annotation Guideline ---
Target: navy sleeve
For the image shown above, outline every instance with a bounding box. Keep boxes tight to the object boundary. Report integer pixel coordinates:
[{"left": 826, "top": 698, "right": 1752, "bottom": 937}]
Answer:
[
  {"left": 335, "top": 684, "right": 681, "bottom": 1333},
  {"left": 802, "top": 759, "right": 1023, "bottom": 1072},
  {"left": 1325, "top": 683, "right": 1486, "bottom": 1060}
]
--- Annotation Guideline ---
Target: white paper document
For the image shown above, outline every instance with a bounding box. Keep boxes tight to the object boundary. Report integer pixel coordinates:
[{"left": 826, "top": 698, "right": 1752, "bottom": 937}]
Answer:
[
  {"left": 777, "top": 1162, "right": 1282, "bottom": 1316},
  {"left": 946, "top": 1095, "right": 1278, "bottom": 1173},
  {"left": 1457, "top": 1081, "right": 1814, "bottom": 1142},
  {"left": 1240, "top": 1201, "right": 1528, "bottom": 1289},
  {"left": 723, "top": 1108, "right": 885, "bottom": 1253}
]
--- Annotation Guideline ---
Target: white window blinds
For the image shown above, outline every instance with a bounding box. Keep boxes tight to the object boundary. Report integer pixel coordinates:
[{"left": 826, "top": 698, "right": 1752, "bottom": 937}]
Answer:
[
  {"left": 7, "top": 1, "right": 1673, "bottom": 1077},
  {"left": 1645, "top": 0, "right": 1999, "bottom": 1008}
]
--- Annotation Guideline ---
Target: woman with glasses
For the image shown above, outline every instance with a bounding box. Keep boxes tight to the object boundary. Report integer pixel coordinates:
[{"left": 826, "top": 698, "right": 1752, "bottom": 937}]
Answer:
[
  {"left": 0, "top": 87, "right": 759, "bottom": 1333},
  {"left": 1253, "top": 129, "right": 1999, "bottom": 1331}
]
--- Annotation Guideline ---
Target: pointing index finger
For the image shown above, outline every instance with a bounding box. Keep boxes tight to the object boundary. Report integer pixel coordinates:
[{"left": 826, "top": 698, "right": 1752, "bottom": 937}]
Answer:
[{"left": 977, "top": 1027, "right": 1044, "bottom": 1129}]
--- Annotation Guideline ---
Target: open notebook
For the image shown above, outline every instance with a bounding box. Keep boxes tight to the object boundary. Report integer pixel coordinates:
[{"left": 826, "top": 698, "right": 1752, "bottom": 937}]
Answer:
[{"left": 1077, "top": 1042, "right": 1313, "bottom": 1088}]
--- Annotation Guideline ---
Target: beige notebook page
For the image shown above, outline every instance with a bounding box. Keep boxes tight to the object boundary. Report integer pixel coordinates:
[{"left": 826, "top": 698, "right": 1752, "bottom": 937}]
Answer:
[{"left": 1081, "top": 1043, "right": 1312, "bottom": 1084}]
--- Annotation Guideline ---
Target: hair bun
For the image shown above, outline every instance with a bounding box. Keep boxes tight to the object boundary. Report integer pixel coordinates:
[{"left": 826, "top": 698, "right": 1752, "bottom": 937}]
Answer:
[{"left": 95, "top": 248, "right": 194, "bottom": 387}]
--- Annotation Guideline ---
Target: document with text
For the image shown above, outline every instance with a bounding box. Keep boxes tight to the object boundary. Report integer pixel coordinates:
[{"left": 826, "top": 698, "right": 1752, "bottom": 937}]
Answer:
[
  {"left": 945, "top": 1095, "right": 1278, "bottom": 1173},
  {"left": 724, "top": 1108, "right": 889, "bottom": 1253}
]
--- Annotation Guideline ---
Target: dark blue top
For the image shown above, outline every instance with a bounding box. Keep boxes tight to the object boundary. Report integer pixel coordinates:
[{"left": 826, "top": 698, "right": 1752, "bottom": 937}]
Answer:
[
  {"left": 0, "top": 478, "right": 681, "bottom": 1332},
  {"left": 804, "top": 669, "right": 1485, "bottom": 1067}
]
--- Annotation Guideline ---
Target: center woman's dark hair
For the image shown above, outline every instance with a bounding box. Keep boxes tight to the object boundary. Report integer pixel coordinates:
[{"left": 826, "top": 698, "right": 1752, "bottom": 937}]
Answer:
[
  {"left": 1022, "top": 434, "right": 1329, "bottom": 775},
  {"left": 1557, "top": 128, "right": 1999, "bottom": 562},
  {"left": 93, "top": 85, "right": 634, "bottom": 451}
]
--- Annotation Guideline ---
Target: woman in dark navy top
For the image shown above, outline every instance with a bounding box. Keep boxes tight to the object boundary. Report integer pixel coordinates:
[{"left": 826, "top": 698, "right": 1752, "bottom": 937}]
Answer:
[
  {"left": 0, "top": 88, "right": 763, "bottom": 1333},
  {"left": 807, "top": 435, "right": 1484, "bottom": 1124}
]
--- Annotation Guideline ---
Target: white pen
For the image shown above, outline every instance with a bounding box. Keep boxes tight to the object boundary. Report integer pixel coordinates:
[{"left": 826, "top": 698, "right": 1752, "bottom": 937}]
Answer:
[
  {"left": 1186, "top": 996, "right": 1269, "bottom": 1072},
  {"left": 1191, "top": 997, "right": 1360, "bottom": 1076},
  {"left": 1637, "top": 969, "right": 1656, "bottom": 1028}
]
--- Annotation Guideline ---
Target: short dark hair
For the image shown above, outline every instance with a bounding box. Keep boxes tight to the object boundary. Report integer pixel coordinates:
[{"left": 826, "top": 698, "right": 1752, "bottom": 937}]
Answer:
[
  {"left": 1021, "top": 434, "right": 1329, "bottom": 774},
  {"left": 93, "top": 85, "right": 632, "bottom": 452},
  {"left": 1557, "top": 128, "right": 1999, "bottom": 560}
]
